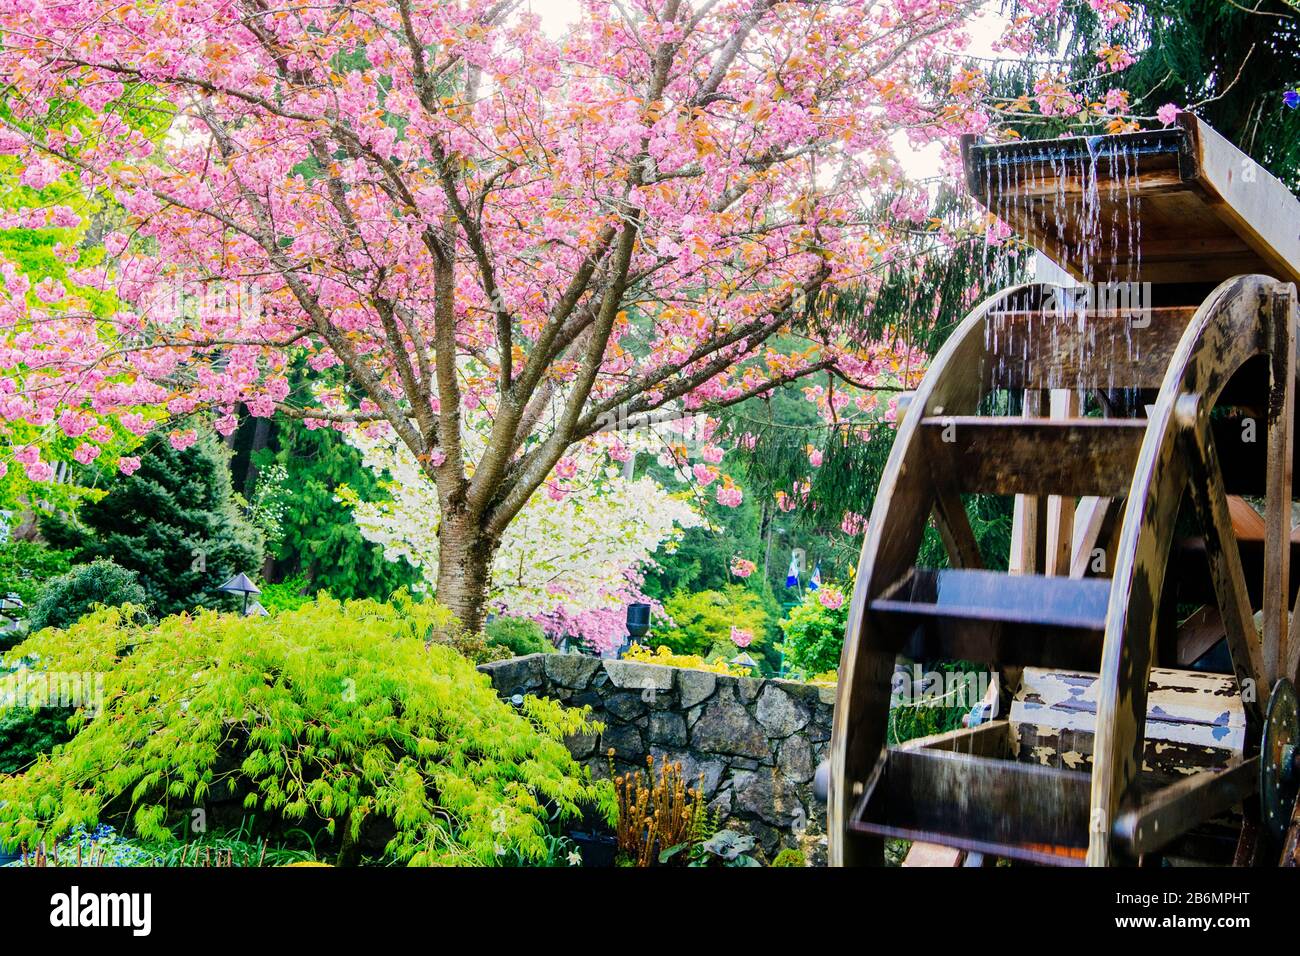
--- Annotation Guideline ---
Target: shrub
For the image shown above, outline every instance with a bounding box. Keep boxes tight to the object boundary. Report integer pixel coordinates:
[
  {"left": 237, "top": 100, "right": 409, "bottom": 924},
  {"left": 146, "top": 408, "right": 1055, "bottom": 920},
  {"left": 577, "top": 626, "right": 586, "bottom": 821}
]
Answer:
[
  {"left": 42, "top": 429, "right": 264, "bottom": 617},
  {"left": 0, "top": 540, "right": 73, "bottom": 619},
  {"left": 485, "top": 616, "right": 553, "bottom": 656},
  {"left": 0, "top": 594, "right": 613, "bottom": 865},
  {"left": 25, "top": 559, "right": 149, "bottom": 633},
  {"left": 654, "top": 585, "right": 768, "bottom": 657},
  {"left": 0, "top": 705, "right": 73, "bottom": 775},
  {"left": 777, "top": 587, "right": 849, "bottom": 676},
  {"left": 427, "top": 618, "right": 512, "bottom": 665},
  {"left": 257, "top": 574, "right": 316, "bottom": 615},
  {"left": 771, "top": 847, "right": 806, "bottom": 866},
  {"left": 622, "top": 643, "right": 749, "bottom": 676}
]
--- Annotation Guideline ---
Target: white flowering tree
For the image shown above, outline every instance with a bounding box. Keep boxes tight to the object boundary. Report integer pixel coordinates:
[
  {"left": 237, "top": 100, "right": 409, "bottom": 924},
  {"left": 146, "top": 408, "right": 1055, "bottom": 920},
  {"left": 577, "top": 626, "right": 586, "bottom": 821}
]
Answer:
[{"left": 343, "top": 423, "right": 701, "bottom": 653}]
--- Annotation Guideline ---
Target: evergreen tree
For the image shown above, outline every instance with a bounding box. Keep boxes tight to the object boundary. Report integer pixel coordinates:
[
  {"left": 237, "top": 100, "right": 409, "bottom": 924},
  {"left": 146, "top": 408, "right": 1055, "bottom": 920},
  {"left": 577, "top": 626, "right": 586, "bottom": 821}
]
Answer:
[
  {"left": 251, "top": 418, "right": 421, "bottom": 601},
  {"left": 43, "top": 431, "right": 264, "bottom": 617},
  {"left": 1001, "top": 1, "right": 1300, "bottom": 187}
]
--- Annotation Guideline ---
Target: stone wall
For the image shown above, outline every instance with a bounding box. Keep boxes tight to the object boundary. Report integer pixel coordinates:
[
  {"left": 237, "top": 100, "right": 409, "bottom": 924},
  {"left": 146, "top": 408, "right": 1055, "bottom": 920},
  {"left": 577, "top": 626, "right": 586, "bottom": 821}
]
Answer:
[{"left": 478, "top": 653, "right": 833, "bottom": 863}]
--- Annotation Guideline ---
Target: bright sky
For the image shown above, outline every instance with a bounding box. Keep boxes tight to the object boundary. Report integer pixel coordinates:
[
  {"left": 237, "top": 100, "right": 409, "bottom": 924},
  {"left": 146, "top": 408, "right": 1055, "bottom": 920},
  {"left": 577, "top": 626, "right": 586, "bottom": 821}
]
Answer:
[{"left": 522, "top": 0, "right": 1008, "bottom": 182}]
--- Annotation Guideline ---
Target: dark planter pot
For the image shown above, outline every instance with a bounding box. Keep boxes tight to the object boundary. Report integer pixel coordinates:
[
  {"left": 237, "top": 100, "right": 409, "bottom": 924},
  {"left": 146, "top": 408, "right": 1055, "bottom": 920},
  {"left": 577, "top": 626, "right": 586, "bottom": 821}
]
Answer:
[{"left": 569, "top": 831, "right": 617, "bottom": 867}]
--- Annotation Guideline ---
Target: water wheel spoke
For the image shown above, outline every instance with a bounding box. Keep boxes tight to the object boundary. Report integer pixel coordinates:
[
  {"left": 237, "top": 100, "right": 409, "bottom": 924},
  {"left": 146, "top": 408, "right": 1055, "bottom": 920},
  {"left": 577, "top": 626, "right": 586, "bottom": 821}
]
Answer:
[
  {"left": 1181, "top": 400, "right": 1266, "bottom": 716},
  {"left": 1264, "top": 288, "right": 1295, "bottom": 687}
]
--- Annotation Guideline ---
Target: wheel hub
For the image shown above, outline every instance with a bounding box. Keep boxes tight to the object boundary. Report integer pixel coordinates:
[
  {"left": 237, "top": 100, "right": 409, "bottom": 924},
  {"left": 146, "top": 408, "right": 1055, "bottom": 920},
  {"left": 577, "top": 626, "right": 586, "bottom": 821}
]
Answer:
[{"left": 1261, "top": 678, "right": 1299, "bottom": 844}]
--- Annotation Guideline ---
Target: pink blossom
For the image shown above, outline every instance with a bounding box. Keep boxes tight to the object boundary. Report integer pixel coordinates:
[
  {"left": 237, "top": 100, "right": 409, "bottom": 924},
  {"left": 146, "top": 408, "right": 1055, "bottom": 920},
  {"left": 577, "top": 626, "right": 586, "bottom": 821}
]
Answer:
[
  {"left": 119, "top": 413, "right": 151, "bottom": 436},
  {"left": 57, "top": 409, "right": 93, "bottom": 438},
  {"left": 430, "top": 449, "right": 447, "bottom": 467},
  {"left": 808, "top": 446, "right": 823, "bottom": 468},
  {"left": 841, "top": 511, "right": 868, "bottom": 536},
  {"left": 554, "top": 456, "right": 578, "bottom": 480},
  {"left": 818, "top": 587, "right": 845, "bottom": 611},
  {"left": 73, "top": 442, "right": 101, "bottom": 464},
  {"left": 1157, "top": 103, "right": 1180, "bottom": 126},
  {"left": 34, "top": 278, "right": 64, "bottom": 303},
  {"left": 103, "top": 231, "right": 129, "bottom": 256},
  {"left": 716, "top": 484, "right": 743, "bottom": 508},
  {"left": 19, "top": 159, "right": 60, "bottom": 190},
  {"left": 169, "top": 429, "right": 197, "bottom": 451},
  {"left": 215, "top": 414, "right": 239, "bottom": 437},
  {"left": 118, "top": 456, "right": 141, "bottom": 475},
  {"left": 24, "top": 460, "right": 54, "bottom": 482},
  {"left": 730, "top": 626, "right": 753, "bottom": 648},
  {"left": 729, "top": 556, "right": 756, "bottom": 579},
  {"left": 13, "top": 445, "right": 38, "bottom": 466},
  {"left": 692, "top": 463, "right": 719, "bottom": 487}
]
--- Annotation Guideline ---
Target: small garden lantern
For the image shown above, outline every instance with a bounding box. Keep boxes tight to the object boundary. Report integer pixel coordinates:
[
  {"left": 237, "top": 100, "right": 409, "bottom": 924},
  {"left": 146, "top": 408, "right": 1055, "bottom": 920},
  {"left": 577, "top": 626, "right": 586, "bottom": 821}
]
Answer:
[
  {"left": 217, "top": 572, "right": 261, "bottom": 616},
  {"left": 729, "top": 651, "right": 757, "bottom": 672},
  {"left": 625, "top": 603, "right": 650, "bottom": 644}
]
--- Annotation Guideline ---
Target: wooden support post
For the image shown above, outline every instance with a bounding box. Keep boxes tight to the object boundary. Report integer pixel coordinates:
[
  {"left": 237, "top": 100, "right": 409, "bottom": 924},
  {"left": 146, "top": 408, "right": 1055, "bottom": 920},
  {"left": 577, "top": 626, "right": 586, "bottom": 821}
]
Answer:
[
  {"left": 1010, "top": 390, "right": 1047, "bottom": 573},
  {"left": 1046, "top": 389, "right": 1082, "bottom": 575},
  {"left": 1264, "top": 286, "right": 1295, "bottom": 689}
]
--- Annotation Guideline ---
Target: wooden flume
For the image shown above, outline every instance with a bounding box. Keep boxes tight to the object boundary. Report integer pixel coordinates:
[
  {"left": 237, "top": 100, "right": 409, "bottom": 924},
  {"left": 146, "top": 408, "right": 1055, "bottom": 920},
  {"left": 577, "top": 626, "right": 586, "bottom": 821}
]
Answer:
[{"left": 827, "top": 115, "right": 1300, "bottom": 866}]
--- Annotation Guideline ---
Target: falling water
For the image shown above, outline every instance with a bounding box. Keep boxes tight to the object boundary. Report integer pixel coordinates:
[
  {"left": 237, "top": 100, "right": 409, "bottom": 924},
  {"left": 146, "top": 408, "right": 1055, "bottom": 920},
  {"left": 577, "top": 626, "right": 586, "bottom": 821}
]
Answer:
[{"left": 978, "top": 129, "right": 1151, "bottom": 416}]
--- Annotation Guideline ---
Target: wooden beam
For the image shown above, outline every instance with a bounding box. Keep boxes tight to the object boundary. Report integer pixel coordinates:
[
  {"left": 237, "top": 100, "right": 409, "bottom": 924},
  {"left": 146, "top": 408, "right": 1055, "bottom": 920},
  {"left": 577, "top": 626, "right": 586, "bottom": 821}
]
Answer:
[
  {"left": 1175, "top": 606, "right": 1226, "bottom": 668},
  {"left": 898, "top": 719, "right": 1011, "bottom": 757},
  {"left": 985, "top": 309, "right": 1195, "bottom": 392},
  {"left": 900, "top": 842, "right": 965, "bottom": 867},
  {"left": 1071, "top": 496, "right": 1122, "bottom": 578},
  {"left": 932, "top": 492, "right": 983, "bottom": 571},
  {"left": 851, "top": 747, "right": 1091, "bottom": 865},
  {"left": 1112, "top": 758, "right": 1258, "bottom": 858},
  {"left": 921, "top": 416, "right": 1147, "bottom": 497}
]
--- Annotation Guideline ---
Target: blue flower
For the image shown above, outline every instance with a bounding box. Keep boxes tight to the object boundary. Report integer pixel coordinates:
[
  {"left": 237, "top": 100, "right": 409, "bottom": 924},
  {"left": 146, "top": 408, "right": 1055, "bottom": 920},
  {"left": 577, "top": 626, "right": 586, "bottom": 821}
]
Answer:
[{"left": 1285, "top": 90, "right": 1300, "bottom": 110}]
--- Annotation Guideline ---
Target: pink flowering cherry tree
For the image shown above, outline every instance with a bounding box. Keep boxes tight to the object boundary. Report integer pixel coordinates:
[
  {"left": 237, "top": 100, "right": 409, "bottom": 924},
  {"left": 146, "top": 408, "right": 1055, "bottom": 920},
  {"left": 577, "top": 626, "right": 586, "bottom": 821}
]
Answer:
[{"left": 0, "top": 0, "right": 991, "bottom": 630}]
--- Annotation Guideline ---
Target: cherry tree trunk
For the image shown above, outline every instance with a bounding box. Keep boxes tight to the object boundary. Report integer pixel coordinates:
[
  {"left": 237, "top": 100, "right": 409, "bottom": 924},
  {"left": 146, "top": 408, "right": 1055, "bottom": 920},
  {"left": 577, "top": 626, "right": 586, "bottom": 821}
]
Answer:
[{"left": 435, "top": 517, "right": 498, "bottom": 633}]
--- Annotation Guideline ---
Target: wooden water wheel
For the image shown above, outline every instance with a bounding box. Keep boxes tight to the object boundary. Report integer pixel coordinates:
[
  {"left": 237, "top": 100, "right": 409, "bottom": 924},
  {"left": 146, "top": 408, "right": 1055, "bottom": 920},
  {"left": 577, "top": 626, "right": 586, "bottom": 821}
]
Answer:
[{"left": 827, "top": 116, "right": 1300, "bottom": 866}]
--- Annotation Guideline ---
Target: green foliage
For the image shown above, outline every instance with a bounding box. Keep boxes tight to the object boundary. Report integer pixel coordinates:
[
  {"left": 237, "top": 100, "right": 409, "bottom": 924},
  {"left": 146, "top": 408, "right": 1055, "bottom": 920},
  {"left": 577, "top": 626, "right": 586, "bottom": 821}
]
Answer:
[
  {"left": 242, "top": 462, "right": 291, "bottom": 553},
  {"left": 0, "top": 595, "right": 613, "bottom": 866},
  {"left": 25, "top": 559, "right": 149, "bottom": 633},
  {"left": 5, "top": 823, "right": 160, "bottom": 866},
  {"left": 0, "top": 540, "right": 72, "bottom": 620},
  {"left": 428, "top": 617, "right": 513, "bottom": 665},
  {"left": 43, "top": 430, "right": 264, "bottom": 617},
  {"left": 0, "top": 706, "right": 73, "bottom": 775},
  {"left": 777, "top": 589, "right": 850, "bottom": 676},
  {"left": 1036, "top": 0, "right": 1300, "bottom": 189},
  {"left": 663, "top": 829, "right": 761, "bottom": 867},
  {"left": 253, "top": 417, "right": 421, "bottom": 601},
  {"left": 140, "top": 821, "right": 319, "bottom": 867},
  {"left": 640, "top": 475, "right": 768, "bottom": 598},
  {"left": 484, "top": 616, "right": 554, "bottom": 656},
  {"left": 888, "top": 662, "right": 987, "bottom": 745},
  {"left": 257, "top": 575, "right": 316, "bottom": 615},
  {"left": 771, "top": 847, "right": 806, "bottom": 867},
  {"left": 654, "top": 585, "right": 769, "bottom": 658}
]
